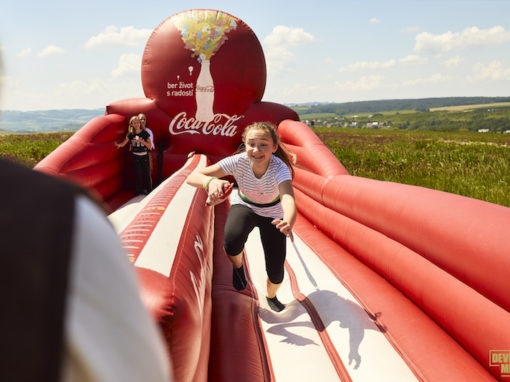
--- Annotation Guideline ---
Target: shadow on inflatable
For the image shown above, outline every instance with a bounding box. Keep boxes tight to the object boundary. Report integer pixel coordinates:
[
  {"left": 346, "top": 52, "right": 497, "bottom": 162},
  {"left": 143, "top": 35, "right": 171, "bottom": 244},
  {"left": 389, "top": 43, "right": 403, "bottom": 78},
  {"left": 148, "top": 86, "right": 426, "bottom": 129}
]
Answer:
[{"left": 35, "top": 9, "right": 510, "bottom": 382}]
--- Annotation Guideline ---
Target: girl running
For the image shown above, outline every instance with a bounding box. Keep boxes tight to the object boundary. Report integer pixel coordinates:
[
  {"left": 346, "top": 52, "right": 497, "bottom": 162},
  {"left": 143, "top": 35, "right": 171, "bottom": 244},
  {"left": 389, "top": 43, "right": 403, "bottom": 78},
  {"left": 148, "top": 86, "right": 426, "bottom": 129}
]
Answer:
[{"left": 186, "top": 122, "right": 296, "bottom": 312}]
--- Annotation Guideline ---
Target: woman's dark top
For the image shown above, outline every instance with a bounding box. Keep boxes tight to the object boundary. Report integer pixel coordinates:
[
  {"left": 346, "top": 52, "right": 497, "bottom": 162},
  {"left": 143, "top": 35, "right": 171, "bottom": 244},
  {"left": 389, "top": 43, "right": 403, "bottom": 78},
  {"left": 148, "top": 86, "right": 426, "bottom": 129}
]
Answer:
[{"left": 127, "top": 131, "right": 150, "bottom": 154}]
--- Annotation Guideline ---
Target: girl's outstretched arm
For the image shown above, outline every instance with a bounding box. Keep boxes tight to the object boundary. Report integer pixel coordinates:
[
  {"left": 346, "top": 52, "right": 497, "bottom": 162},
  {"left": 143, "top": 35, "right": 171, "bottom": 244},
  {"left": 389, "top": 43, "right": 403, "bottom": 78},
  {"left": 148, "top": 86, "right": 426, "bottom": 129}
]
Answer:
[
  {"left": 186, "top": 164, "right": 232, "bottom": 204},
  {"left": 186, "top": 163, "right": 226, "bottom": 189},
  {"left": 272, "top": 180, "right": 296, "bottom": 239},
  {"left": 115, "top": 137, "right": 129, "bottom": 148}
]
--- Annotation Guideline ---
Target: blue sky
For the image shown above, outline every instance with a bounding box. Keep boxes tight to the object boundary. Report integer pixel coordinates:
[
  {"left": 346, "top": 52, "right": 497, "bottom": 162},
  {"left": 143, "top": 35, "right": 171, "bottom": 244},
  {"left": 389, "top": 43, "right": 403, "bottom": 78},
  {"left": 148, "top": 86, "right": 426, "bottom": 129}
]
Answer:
[{"left": 1, "top": 0, "right": 510, "bottom": 111}]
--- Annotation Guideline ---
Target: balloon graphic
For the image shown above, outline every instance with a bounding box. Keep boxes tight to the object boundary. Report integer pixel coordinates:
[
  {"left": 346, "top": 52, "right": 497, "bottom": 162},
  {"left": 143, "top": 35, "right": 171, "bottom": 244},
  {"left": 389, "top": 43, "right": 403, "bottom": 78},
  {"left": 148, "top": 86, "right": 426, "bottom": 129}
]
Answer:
[{"left": 172, "top": 10, "right": 238, "bottom": 122}]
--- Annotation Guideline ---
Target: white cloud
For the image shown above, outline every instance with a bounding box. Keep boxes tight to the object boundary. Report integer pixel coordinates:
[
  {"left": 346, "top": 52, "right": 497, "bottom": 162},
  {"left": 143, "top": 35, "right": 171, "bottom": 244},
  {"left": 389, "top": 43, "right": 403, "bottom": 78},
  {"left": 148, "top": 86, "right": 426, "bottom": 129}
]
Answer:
[
  {"left": 112, "top": 53, "right": 141, "bottom": 77},
  {"left": 55, "top": 79, "right": 104, "bottom": 96},
  {"left": 469, "top": 60, "right": 510, "bottom": 81},
  {"left": 339, "top": 55, "right": 424, "bottom": 73},
  {"left": 17, "top": 48, "right": 31, "bottom": 57},
  {"left": 276, "top": 82, "right": 320, "bottom": 98},
  {"left": 336, "top": 75, "right": 384, "bottom": 90},
  {"left": 369, "top": 18, "right": 381, "bottom": 24},
  {"left": 443, "top": 56, "right": 463, "bottom": 67},
  {"left": 403, "top": 26, "right": 421, "bottom": 34},
  {"left": 7, "top": 75, "right": 144, "bottom": 110},
  {"left": 38, "top": 45, "right": 65, "bottom": 58},
  {"left": 264, "top": 25, "right": 315, "bottom": 47},
  {"left": 263, "top": 25, "right": 315, "bottom": 74},
  {"left": 1, "top": 76, "right": 16, "bottom": 90},
  {"left": 399, "top": 73, "right": 452, "bottom": 87},
  {"left": 414, "top": 25, "right": 510, "bottom": 54},
  {"left": 339, "top": 59, "right": 395, "bottom": 72},
  {"left": 399, "top": 55, "right": 424, "bottom": 64},
  {"left": 265, "top": 46, "right": 295, "bottom": 72},
  {"left": 85, "top": 26, "right": 152, "bottom": 48},
  {"left": 0, "top": 75, "right": 8, "bottom": 94}
]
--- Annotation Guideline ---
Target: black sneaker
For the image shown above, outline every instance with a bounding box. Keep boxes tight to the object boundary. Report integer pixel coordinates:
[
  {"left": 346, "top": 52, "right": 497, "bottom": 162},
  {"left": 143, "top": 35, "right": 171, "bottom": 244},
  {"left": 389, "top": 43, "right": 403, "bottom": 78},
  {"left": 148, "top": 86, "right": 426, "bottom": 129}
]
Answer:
[
  {"left": 233, "top": 265, "right": 247, "bottom": 290},
  {"left": 266, "top": 296, "right": 285, "bottom": 312}
]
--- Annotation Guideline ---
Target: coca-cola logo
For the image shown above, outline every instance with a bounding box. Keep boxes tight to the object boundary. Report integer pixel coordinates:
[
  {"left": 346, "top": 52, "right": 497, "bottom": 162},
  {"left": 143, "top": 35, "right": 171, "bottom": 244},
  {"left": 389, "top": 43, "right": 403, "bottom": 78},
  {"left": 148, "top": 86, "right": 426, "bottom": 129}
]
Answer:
[
  {"left": 169, "top": 111, "right": 243, "bottom": 137},
  {"left": 196, "top": 85, "right": 214, "bottom": 93}
]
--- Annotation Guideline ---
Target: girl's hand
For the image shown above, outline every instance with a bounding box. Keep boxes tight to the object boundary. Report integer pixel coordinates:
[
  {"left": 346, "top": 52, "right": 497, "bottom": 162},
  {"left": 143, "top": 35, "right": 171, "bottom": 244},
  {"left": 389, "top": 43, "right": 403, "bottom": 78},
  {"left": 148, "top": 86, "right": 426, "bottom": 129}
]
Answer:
[
  {"left": 271, "top": 219, "right": 294, "bottom": 241},
  {"left": 206, "top": 179, "right": 233, "bottom": 206}
]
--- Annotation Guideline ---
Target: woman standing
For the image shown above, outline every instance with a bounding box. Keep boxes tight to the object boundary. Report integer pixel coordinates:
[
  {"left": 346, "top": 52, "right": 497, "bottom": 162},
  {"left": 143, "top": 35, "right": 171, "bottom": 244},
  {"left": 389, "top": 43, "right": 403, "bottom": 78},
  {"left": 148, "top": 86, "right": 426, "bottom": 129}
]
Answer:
[
  {"left": 115, "top": 116, "right": 152, "bottom": 195},
  {"left": 138, "top": 113, "right": 155, "bottom": 189}
]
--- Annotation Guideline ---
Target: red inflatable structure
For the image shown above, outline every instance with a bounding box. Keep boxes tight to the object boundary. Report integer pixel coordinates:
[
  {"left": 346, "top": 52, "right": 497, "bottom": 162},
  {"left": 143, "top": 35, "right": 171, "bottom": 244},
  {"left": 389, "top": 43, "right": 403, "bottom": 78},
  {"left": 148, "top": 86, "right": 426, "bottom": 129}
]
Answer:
[{"left": 36, "top": 9, "right": 510, "bottom": 381}]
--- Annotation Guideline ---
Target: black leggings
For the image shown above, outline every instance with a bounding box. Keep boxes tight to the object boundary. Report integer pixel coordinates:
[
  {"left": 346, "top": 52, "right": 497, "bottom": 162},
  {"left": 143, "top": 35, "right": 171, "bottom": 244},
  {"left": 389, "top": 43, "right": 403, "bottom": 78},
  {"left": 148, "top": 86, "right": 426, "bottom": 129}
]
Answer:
[
  {"left": 224, "top": 204, "right": 286, "bottom": 284},
  {"left": 132, "top": 154, "right": 151, "bottom": 194}
]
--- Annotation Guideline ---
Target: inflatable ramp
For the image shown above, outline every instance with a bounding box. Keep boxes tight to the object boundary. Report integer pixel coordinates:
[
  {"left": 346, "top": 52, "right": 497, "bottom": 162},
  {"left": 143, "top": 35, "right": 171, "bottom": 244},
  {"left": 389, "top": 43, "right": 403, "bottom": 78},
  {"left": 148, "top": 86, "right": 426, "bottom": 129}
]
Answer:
[{"left": 36, "top": 9, "right": 510, "bottom": 381}]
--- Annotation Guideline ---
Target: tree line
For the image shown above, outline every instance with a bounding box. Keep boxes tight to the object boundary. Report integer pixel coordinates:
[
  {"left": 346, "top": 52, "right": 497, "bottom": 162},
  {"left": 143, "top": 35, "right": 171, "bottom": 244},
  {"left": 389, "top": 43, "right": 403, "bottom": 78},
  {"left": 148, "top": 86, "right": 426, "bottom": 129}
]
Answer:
[{"left": 294, "top": 97, "right": 510, "bottom": 115}]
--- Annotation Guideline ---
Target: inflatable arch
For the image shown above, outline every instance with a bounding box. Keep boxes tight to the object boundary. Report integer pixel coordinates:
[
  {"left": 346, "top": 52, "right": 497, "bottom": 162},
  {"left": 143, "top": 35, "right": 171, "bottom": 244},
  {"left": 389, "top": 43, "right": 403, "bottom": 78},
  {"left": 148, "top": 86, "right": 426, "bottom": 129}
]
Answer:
[{"left": 36, "top": 9, "right": 510, "bottom": 382}]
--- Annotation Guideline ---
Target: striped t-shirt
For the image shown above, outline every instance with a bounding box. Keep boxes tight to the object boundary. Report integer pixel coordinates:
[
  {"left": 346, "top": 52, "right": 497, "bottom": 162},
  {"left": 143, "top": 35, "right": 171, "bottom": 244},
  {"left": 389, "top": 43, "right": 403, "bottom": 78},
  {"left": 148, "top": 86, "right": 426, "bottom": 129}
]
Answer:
[{"left": 218, "top": 152, "right": 292, "bottom": 219}]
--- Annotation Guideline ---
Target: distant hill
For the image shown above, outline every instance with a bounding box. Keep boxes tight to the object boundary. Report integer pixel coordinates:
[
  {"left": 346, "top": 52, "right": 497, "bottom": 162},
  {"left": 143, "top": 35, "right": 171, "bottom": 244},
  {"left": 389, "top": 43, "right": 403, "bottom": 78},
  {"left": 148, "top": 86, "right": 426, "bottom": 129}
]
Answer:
[
  {"left": 2, "top": 97, "right": 510, "bottom": 132},
  {"left": 293, "top": 97, "right": 510, "bottom": 115},
  {"left": 0, "top": 108, "right": 104, "bottom": 133}
]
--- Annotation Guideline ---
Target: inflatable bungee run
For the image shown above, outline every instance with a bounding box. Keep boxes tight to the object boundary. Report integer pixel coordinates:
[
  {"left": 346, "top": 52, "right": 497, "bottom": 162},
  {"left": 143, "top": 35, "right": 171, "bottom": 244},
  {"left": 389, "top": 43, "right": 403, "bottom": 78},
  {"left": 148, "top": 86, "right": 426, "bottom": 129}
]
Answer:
[{"left": 35, "top": 9, "right": 510, "bottom": 382}]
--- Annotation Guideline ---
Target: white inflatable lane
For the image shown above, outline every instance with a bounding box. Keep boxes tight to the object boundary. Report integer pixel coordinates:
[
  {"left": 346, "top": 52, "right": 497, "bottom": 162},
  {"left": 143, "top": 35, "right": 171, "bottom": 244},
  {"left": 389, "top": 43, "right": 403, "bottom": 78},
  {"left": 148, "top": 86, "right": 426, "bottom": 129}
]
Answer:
[
  {"left": 109, "top": 156, "right": 204, "bottom": 234},
  {"left": 133, "top": 182, "right": 198, "bottom": 277},
  {"left": 108, "top": 155, "right": 207, "bottom": 273},
  {"left": 244, "top": 228, "right": 418, "bottom": 381},
  {"left": 108, "top": 195, "right": 151, "bottom": 233},
  {"left": 286, "top": 234, "right": 418, "bottom": 381},
  {"left": 244, "top": 229, "right": 341, "bottom": 381}
]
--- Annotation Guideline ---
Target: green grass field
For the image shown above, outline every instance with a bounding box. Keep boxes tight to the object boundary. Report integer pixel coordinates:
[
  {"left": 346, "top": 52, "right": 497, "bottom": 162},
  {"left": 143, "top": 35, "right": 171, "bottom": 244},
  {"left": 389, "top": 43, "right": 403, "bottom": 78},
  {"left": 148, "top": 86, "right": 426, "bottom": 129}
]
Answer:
[
  {"left": 298, "top": 103, "right": 510, "bottom": 133},
  {"left": 298, "top": 112, "right": 337, "bottom": 120},
  {"left": 0, "top": 132, "right": 73, "bottom": 167},
  {"left": 1, "top": 129, "right": 509, "bottom": 207},
  {"left": 430, "top": 101, "right": 510, "bottom": 112},
  {"left": 316, "top": 127, "right": 510, "bottom": 207}
]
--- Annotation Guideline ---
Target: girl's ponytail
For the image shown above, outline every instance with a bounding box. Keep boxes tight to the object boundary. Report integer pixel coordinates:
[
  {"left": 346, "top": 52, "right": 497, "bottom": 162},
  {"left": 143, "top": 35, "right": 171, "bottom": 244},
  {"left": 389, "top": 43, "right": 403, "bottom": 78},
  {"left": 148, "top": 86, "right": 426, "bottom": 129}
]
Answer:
[{"left": 274, "top": 144, "right": 294, "bottom": 178}]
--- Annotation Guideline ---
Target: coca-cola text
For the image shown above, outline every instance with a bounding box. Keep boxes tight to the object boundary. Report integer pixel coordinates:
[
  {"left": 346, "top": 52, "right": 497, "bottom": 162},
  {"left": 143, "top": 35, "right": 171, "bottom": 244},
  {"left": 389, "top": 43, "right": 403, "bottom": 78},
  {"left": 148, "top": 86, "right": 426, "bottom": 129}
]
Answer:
[
  {"left": 169, "top": 111, "right": 243, "bottom": 137},
  {"left": 196, "top": 85, "right": 214, "bottom": 93}
]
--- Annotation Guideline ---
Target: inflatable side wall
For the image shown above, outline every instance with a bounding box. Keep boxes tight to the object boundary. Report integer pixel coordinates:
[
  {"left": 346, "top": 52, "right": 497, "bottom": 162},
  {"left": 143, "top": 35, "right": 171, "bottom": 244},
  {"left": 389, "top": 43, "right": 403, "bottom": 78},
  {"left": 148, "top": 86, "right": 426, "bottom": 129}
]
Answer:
[
  {"left": 278, "top": 120, "right": 510, "bottom": 380},
  {"left": 109, "top": 155, "right": 214, "bottom": 381}
]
